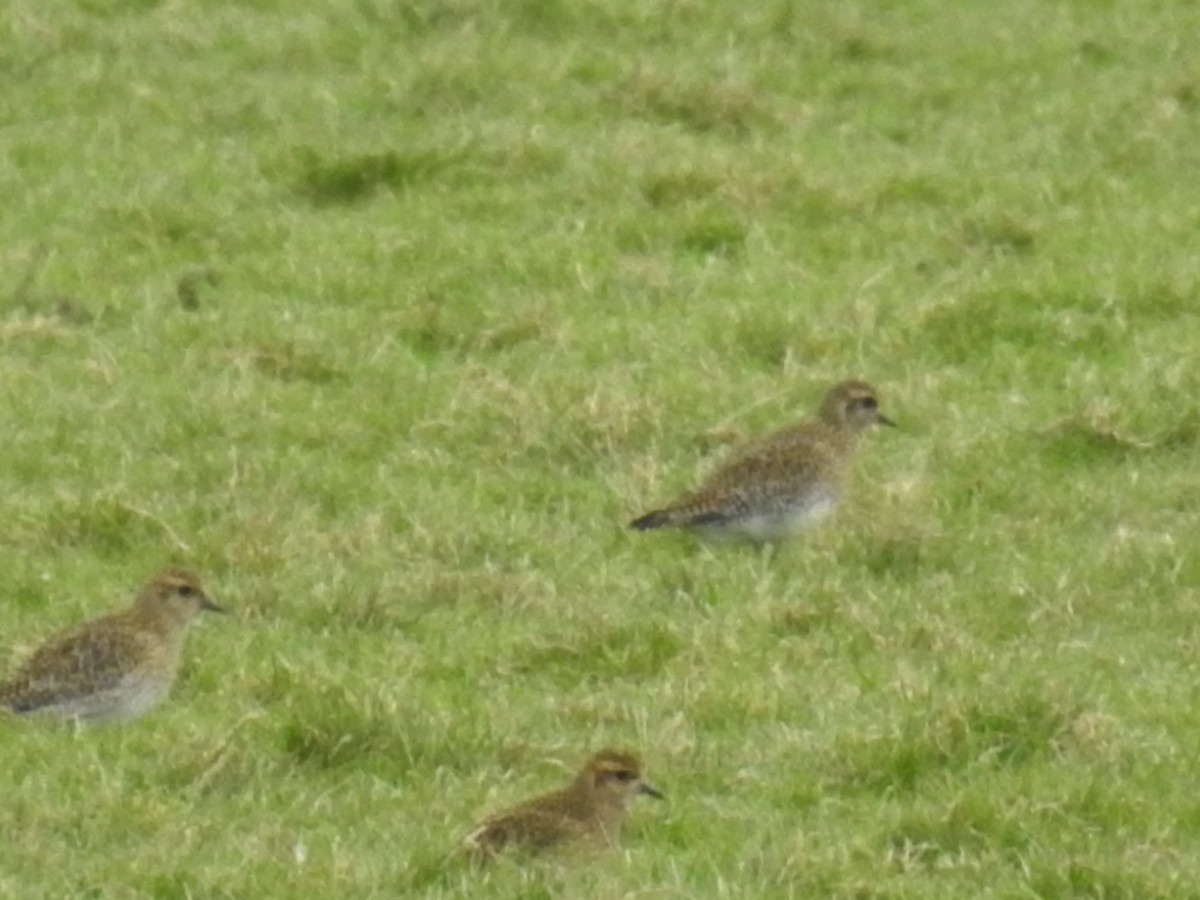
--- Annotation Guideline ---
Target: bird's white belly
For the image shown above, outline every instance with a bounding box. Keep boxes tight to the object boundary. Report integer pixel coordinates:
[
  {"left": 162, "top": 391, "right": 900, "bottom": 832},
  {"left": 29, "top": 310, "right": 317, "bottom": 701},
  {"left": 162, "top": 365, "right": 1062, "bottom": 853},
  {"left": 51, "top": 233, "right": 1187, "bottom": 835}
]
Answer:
[
  {"left": 34, "top": 676, "right": 172, "bottom": 724},
  {"left": 707, "top": 493, "right": 837, "bottom": 542},
  {"left": 742, "top": 496, "right": 836, "bottom": 540}
]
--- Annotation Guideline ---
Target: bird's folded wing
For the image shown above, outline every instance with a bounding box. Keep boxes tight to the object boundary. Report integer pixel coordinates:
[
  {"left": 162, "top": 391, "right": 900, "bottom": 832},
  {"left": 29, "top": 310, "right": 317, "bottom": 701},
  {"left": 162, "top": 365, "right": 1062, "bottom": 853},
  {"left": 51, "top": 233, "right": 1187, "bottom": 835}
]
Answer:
[
  {"left": 466, "top": 805, "right": 589, "bottom": 855},
  {"left": 1, "top": 625, "right": 144, "bottom": 711}
]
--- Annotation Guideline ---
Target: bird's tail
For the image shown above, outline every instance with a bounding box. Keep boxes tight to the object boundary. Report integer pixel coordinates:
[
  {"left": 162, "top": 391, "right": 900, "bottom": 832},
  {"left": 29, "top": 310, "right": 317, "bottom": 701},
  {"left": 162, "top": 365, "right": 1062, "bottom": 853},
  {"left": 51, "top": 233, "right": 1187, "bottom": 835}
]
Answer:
[
  {"left": 628, "top": 509, "right": 675, "bottom": 531},
  {"left": 631, "top": 502, "right": 734, "bottom": 532}
]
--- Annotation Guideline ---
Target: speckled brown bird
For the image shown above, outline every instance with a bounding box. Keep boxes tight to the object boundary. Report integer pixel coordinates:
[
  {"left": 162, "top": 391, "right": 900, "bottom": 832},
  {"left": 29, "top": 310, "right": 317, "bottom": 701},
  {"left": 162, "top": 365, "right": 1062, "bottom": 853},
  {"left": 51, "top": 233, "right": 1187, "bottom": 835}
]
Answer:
[
  {"left": 0, "top": 568, "right": 224, "bottom": 724},
  {"left": 630, "top": 379, "right": 895, "bottom": 542},
  {"left": 463, "top": 749, "right": 664, "bottom": 861}
]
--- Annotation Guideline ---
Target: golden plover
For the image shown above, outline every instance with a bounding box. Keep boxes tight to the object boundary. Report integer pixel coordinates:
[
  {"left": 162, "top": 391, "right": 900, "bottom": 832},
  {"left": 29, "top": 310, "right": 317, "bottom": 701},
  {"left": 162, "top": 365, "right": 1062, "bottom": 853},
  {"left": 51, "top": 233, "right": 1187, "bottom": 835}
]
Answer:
[
  {"left": 630, "top": 379, "right": 895, "bottom": 542},
  {"left": 0, "top": 568, "right": 224, "bottom": 724},
  {"left": 463, "top": 749, "right": 664, "bottom": 861}
]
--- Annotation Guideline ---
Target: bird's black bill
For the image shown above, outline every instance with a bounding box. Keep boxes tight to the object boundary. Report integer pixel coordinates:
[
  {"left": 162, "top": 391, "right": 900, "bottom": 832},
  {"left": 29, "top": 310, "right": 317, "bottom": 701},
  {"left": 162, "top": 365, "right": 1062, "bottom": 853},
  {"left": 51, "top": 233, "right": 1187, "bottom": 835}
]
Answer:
[
  {"left": 640, "top": 782, "right": 665, "bottom": 800},
  {"left": 201, "top": 598, "right": 228, "bottom": 614},
  {"left": 877, "top": 414, "right": 898, "bottom": 428}
]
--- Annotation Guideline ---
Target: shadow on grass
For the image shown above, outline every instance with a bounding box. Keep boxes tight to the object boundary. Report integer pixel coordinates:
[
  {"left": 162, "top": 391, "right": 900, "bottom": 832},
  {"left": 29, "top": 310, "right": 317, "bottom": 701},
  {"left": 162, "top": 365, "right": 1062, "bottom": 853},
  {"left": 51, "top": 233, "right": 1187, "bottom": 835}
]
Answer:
[
  {"left": 1038, "top": 415, "right": 1200, "bottom": 467},
  {"left": 293, "top": 148, "right": 459, "bottom": 205},
  {"left": 828, "top": 690, "right": 1082, "bottom": 795},
  {"left": 270, "top": 677, "right": 487, "bottom": 777},
  {"left": 290, "top": 140, "right": 563, "bottom": 206},
  {"left": 510, "top": 622, "right": 684, "bottom": 682}
]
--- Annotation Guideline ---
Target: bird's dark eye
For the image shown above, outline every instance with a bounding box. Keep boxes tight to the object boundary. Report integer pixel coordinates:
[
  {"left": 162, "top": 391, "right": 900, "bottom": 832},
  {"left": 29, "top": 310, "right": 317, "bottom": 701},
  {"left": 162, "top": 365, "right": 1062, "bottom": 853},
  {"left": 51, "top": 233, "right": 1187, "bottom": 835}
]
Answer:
[
  {"left": 614, "top": 770, "right": 636, "bottom": 782},
  {"left": 859, "top": 396, "right": 878, "bottom": 410},
  {"left": 177, "top": 585, "right": 196, "bottom": 597}
]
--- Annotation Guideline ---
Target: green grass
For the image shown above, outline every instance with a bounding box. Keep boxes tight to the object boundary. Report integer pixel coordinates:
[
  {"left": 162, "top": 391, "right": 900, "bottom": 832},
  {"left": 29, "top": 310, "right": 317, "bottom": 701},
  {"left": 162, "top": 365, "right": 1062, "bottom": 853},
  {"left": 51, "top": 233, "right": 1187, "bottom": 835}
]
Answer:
[{"left": 2, "top": 0, "right": 1200, "bottom": 895}]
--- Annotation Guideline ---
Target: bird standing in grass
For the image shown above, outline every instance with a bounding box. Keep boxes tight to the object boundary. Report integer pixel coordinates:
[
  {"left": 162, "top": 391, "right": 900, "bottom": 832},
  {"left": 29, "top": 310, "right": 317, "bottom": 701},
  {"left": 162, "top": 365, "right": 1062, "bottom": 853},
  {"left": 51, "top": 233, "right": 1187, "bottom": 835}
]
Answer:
[
  {"left": 630, "top": 379, "right": 895, "bottom": 543},
  {"left": 0, "top": 568, "right": 224, "bottom": 724},
  {"left": 463, "top": 749, "right": 664, "bottom": 861}
]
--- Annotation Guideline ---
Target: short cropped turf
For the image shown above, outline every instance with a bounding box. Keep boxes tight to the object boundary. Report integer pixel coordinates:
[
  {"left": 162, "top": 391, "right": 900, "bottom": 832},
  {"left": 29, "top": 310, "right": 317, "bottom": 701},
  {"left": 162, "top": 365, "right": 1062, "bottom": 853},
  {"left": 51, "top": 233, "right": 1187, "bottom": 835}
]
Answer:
[{"left": 2, "top": 0, "right": 1200, "bottom": 896}]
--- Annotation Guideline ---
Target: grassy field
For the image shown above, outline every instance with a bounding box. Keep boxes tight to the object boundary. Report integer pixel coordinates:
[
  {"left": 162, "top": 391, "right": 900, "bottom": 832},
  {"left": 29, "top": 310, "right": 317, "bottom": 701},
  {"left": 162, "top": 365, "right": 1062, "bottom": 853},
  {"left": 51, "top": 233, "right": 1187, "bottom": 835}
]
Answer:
[{"left": 2, "top": 0, "right": 1200, "bottom": 896}]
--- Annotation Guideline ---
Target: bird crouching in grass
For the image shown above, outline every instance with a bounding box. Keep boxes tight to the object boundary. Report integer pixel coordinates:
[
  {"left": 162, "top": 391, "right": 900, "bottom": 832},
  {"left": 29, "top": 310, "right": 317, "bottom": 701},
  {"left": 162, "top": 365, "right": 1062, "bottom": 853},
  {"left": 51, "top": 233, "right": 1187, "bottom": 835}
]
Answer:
[{"left": 463, "top": 749, "right": 664, "bottom": 862}]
